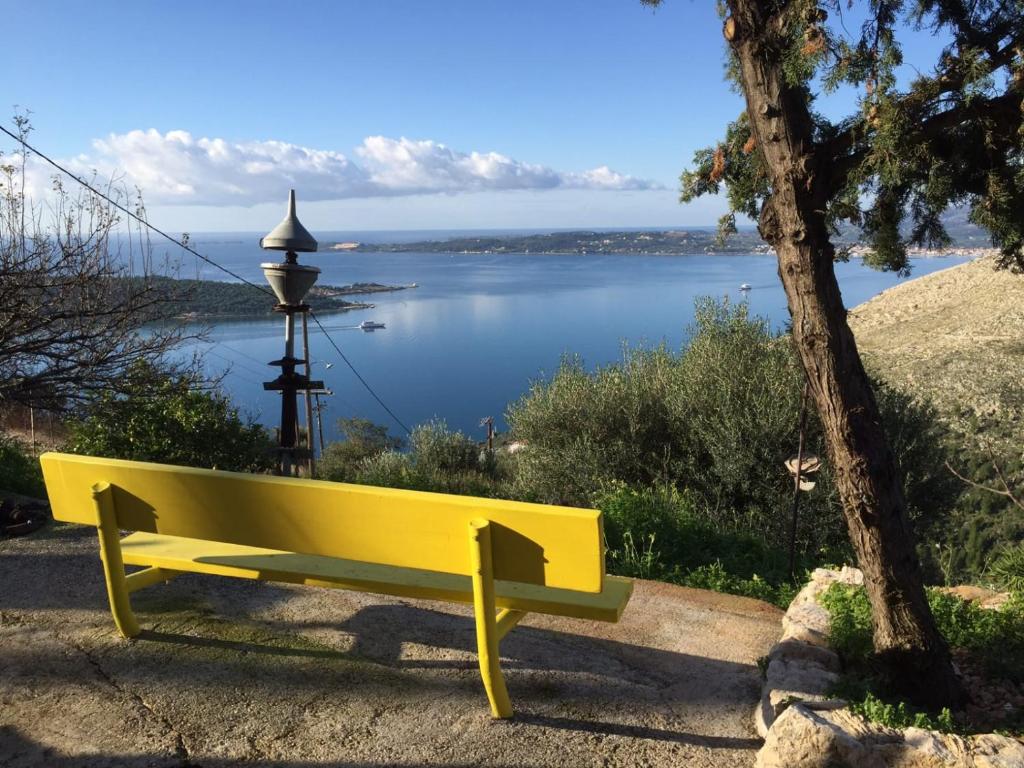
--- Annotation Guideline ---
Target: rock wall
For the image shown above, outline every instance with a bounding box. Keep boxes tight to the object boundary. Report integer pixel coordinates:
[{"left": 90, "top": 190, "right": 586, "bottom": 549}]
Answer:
[{"left": 755, "top": 568, "right": 1024, "bottom": 768}]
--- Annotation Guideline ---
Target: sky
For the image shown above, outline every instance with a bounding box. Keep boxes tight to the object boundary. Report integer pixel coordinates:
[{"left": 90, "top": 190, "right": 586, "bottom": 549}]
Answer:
[{"left": 4, "top": 1, "right": 947, "bottom": 232}]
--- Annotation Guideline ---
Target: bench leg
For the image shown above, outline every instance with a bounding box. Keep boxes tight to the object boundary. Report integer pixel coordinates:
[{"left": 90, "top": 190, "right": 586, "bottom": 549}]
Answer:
[
  {"left": 469, "top": 519, "right": 513, "bottom": 719},
  {"left": 92, "top": 482, "right": 141, "bottom": 639}
]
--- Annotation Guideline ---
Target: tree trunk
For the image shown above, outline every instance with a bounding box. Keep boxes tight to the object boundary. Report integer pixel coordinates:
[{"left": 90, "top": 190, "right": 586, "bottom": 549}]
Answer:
[{"left": 725, "top": 0, "right": 964, "bottom": 708}]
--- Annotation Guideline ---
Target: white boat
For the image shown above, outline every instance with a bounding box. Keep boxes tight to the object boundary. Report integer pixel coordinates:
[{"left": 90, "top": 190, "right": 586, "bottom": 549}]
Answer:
[
  {"left": 359, "top": 320, "right": 386, "bottom": 330},
  {"left": 739, "top": 283, "right": 752, "bottom": 291}
]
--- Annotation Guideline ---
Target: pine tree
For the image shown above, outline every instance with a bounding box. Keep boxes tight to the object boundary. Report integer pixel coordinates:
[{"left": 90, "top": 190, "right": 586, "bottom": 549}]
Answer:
[{"left": 645, "top": 0, "right": 1023, "bottom": 708}]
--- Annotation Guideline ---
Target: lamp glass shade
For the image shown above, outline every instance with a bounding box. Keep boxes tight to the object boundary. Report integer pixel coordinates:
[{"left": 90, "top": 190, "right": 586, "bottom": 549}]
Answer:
[{"left": 261, "top": 262, "right": 321, "bottom": 305}]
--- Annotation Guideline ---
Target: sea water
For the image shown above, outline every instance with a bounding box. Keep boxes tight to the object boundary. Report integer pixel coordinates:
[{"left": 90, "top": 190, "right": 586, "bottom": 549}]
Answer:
[{"left": 165, "top": 234, "right": 968, "bottom": 441}]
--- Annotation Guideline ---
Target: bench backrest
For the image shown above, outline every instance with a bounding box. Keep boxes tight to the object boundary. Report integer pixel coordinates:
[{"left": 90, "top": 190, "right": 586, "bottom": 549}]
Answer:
[{"left": 40, "top": 452, "right": 605, "bottom": 593}]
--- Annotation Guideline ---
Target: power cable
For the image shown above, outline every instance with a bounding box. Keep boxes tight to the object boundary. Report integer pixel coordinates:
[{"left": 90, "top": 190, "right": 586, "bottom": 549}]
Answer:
[
  {"left": 0, "top": 124, "right": 275, "bottom": 299},
  {"left": 309, "top": 310, "right": 412, "bottom": 435},
  {"left": 3, "top": 123, "right": 414, "bottom": 437}
]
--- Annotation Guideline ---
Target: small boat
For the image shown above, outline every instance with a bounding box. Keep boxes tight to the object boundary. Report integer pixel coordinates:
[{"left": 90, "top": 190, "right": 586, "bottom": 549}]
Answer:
[
  {"left": 739, "top": 283, "right": 752, "bottom": 291},
  {"left": 359, "top": 320, "right": 386, "bottom": 331}
]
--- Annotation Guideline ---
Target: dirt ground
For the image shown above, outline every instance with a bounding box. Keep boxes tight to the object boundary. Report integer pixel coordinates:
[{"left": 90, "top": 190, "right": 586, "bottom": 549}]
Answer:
[{"left": 0, "top": 522, "right": 781, "bottom": 768}]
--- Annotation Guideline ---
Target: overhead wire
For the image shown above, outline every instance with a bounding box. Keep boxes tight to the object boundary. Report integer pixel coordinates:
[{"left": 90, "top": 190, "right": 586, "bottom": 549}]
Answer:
[
  {"left": 3, "top": 123, "right": 413, "bottom": 436},
  {"left": 309, "top": 310, "right": 412, "bottom": 435},
  {"left": 0, "top": 124, "right": 275, "bottom": 299}
]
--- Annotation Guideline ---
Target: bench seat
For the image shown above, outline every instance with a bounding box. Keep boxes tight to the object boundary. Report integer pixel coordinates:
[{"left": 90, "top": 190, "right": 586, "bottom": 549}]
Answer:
[
  {"left": 121, "top": 532, "right": 633, "bottom": 623},
  {"left": 41, "top": 452, "right": 634, "bottom": 717}
]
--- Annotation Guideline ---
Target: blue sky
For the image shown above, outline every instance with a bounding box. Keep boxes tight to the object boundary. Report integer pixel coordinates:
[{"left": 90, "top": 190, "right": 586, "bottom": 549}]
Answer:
[{"left": 5, "top": 1, "right": 945, "bottom": 232}]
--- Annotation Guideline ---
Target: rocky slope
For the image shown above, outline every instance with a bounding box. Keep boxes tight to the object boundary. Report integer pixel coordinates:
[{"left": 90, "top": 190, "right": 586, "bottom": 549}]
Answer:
[{"left": 848, "top": 256, "right": 1024, "bottom": 448}]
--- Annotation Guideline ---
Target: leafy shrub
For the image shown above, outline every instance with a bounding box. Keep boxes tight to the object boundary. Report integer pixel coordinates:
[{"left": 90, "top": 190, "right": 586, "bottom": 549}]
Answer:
[
  {"left": 67, "top": 361, "right": 273, "bottom": 472},
  {"left": 939, "top": 445, "right": 1024, "bottom": 584},
  {"left": 925, "top": 589, "right": 1024, "bottom": 682},
  {"left": 595, "top": 483, "right": 799, "bottom": 606},
  {"left": 819, "top": 583, "right": 875, "bottom": 664},
  {"left": 351, "top": 450, "right": 413, "bottom": 488},
  {"left": 0, "top": 436, "right": 45, "bottom": 497},
  {"left": 847, "top": 692, "right": 956, "bottom": 733},
  {"left": 679, "top": 561, "right": 799, "bottom": 607},
  {"left": 508, "top": 298, "right": 954, "bottom": 562},
  {"left": 408, "top": 420, "right": 481, "bottom": 476},
  {"left": 990, "top": 543, "right": 1024, "bottom": 592},
  {"left": 596, "top": 482, "right": 792, "bottom": 580},
  {"left": 821, "top": 583, "right": 1024, "bottom": 731},
  {"left": 317, "top": 417, "right": 404, "bottom": 482},
  {"left": 508, "top": 344, "right": 681, "bottom": 506},
  {"left": 322, "top": 420, "right": 512, "bottom": 498}
]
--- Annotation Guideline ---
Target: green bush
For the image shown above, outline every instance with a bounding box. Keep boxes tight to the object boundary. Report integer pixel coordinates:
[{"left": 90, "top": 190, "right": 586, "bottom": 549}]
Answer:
[
  {"left": 821, "top": 582, "right": 1024, "bottom": 731},
  {"left": 508, "top": 297, "right": 954, "bottom": 562},
  {"left": 596, "top": 482, "right": 792, "bottom": 580},
  {"left": 322, "top": 420, "right": 512, "bottom": 498},
  {"left": 939, "top": 445, "right": 1024, "bottom": 584},
  {"left": 408, "top": 420, "right": 481, "bottom": 476},
  {"left": 990, "top": 543, "right": 1024, "bottom": 592},
  {"left": 507, "top": 344, "right": 681, "bottom": 506},
  {"left": 595, "top": 483, "right": 800, "bottom": 606},
  {"left": 847, "top": 692, "right": 956, "bottom": 733},
  {"left": 819, "top": 583, "right": 876, "bottom": 664},
  {"left": 317, "top": 417, "right": 404, "bottom": 482},
  {"left": 67, "top": 361, "right": 273, "bottom": 472},
  {"left": 679, "top": 561, "right": 799, "bottom": 607},
  {"left": 0, "top": 436, "right": 45, "bottom": 497}
]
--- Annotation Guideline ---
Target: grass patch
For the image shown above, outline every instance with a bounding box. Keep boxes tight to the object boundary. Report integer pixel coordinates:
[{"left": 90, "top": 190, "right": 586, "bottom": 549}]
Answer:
[
  {"left": 820, "top": 583, "right": 1024, "bottom": 733},
  {"left": 597, "top": 483, "right": 803, "bottom": 607}
]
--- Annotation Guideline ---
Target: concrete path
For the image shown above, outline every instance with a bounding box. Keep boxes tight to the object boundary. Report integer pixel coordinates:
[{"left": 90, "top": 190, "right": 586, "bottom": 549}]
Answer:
[{"left": 1, "top": 523, "right": 781, "bottom": 767}]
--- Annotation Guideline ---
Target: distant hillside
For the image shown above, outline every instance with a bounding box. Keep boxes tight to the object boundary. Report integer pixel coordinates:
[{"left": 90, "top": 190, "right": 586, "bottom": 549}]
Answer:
[
  {"left": 849, "top": 257, "right": 1024, "bottom": 448},
  {"left": 330, "top": 210, "right": 992, "bottom": 256},
  {"left": 339, "top": 229, "right": 771, "bottom": 255}
]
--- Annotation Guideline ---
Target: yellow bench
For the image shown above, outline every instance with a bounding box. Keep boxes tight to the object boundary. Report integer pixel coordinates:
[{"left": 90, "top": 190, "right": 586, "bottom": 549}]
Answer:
[{"left": 40, "top": 452, "right": 633, "bottom": 718}]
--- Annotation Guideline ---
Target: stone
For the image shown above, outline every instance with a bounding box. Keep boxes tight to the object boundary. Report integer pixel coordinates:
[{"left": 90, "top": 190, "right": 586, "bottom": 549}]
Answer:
[
  {"left": 970, "top": 733, "right": 1024, "bottom": 768},
  {"left": 756, "top": 569, "right": 1024, "bottom": 768},
  {"left": 755, "top": 705, "right": 880, "bottom": 768},
  {"left": 765, "top": 657, "right": 838, "bottom": 698},
  {"left": 897, "top": 727, "right": 970, "bottom": 766},
  {"left": 781, "top": 601, "right": 832, "bottom": 647},
  {"left": 755, "top": 653, "right": 843, "bottom": 736},
  {"left": 768, "top": 638, "right": 841, "bottom": 672}
]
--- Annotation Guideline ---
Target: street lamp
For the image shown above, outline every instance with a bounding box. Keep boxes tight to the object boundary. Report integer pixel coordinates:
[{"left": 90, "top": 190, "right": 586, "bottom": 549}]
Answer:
[{"left": 261, "top": 190, "right": 324, "bottom": 476}]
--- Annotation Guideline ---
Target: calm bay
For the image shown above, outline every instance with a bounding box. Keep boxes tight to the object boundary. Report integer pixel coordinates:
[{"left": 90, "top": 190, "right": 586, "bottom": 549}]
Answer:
[{"left": 172, "top": 235, "right": 969, "bottom": 442}]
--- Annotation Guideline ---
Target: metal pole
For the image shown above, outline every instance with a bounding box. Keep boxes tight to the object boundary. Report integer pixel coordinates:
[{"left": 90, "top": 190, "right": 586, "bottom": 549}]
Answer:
[
  {"left": 315, "top": 393, "right": 326, "bottom": 454},
  {"left": 788, "top": 381, "right": 810, "bottom": 579},
  {"left": 301, "top": 311, "right": 315, "bottom": 477},
  {"left": 280, "top": 308, "right": 298, "bottom": 476}
]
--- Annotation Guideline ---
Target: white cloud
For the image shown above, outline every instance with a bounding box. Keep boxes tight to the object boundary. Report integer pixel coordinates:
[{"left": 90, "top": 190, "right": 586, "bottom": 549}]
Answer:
[{"left": 39, "top": 129, "right": 658, "bottom": 206}]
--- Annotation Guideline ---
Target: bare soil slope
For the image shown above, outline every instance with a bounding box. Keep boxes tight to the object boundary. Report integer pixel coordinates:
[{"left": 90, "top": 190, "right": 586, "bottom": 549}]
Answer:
[
  {"left": 848, "top": 256, "right": 1024, "bottom": 445},
  {"left": 1, "top": 523, "right": 781, "bottom": 767}
]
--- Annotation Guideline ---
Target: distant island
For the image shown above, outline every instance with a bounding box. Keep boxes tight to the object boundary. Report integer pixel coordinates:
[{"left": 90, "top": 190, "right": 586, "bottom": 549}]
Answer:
[
  {"left": 332, "top": 230, "right": 771, "bottom": 256},
  {"left": 327, "top": 222, "right": 993, "bottom": 257},
  {"left": 115, "top": 276, "right": 408, "bottom": 320}
]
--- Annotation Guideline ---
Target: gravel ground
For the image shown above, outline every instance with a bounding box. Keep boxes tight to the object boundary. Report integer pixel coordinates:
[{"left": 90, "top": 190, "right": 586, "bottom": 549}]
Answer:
[{"left": 1, "top": 523, "right": 781, "bottom": 768}]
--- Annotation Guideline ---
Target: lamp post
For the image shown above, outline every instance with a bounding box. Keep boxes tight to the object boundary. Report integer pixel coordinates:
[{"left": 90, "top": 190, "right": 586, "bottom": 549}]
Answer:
[{"left": 261, "top": 190, "right": 324, "bottom": 476}]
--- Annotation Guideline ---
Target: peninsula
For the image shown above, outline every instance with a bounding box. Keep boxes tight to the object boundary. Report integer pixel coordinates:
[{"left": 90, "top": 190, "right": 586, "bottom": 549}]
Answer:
[{"left": 116, "top": 276, "right": 408, "bottom": 320}]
